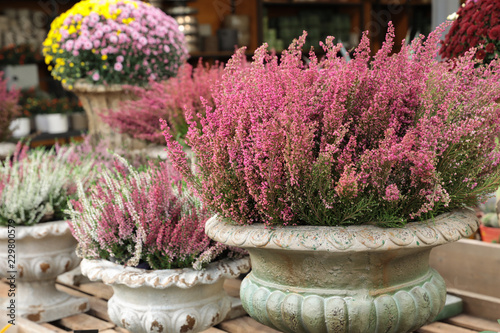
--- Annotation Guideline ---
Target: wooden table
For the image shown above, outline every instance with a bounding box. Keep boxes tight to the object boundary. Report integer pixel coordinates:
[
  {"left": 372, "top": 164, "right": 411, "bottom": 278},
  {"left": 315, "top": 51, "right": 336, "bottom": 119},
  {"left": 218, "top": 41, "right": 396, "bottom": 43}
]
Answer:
[{"left": 1, "top": 276, "right": 499, "bottom": 333}]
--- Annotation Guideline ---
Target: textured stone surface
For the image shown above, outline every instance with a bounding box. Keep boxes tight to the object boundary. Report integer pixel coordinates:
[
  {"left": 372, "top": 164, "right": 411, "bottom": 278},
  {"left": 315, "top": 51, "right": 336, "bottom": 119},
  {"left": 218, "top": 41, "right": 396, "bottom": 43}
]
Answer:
[
  {"left": 205, "top": 209, "right": 479, "bottom": 333},
  {"left": 0, "top": 220, "right": 89, "bottom": 322},
  {"left": 82, "top": 257, "right": 251, "bottom": 333}
]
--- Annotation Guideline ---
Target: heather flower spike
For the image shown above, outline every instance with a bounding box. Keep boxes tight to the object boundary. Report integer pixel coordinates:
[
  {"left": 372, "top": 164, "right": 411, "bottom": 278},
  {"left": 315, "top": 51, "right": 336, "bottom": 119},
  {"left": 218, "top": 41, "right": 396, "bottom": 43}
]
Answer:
[
  {"left": 67, "top": 156, "right": 245, "bottom": 269},
  {"left": 164, "top": 22, "right": 500, "bottom": 227}
]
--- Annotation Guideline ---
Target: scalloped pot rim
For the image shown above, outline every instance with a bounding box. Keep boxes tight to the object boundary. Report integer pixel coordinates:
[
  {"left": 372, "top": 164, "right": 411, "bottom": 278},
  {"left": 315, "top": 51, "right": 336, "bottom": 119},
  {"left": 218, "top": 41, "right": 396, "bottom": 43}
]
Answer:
[
  {"left": 80, "top": 257, "right": 251, "bottom": 289},
  {"left": 0, "top": 220, "right": 70, "bottom": 240},
  {"left": 205, "top": 209, "right": 479, "bottom": 253},
  {"left": 66, "top": 80, "right": 128, "bottom": 93}
]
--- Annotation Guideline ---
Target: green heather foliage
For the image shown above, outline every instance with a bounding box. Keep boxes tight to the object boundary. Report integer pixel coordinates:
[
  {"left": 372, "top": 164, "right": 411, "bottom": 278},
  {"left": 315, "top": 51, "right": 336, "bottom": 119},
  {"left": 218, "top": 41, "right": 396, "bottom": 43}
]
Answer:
[
  {"left": 163, "top": 23, "right": 500, "bottom": 227},
  {"left": 0, "top": 144, "right": 96, "bottom": 226}
]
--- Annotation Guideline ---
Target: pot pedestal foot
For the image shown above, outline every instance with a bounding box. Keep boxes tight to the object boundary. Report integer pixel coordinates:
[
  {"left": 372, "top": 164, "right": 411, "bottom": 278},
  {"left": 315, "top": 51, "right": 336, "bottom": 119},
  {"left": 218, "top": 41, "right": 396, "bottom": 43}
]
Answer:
[
  {"left": 14, "top": 279, "right": 89, "bottom": 323},
  {"left": 20, "top": 294, "right": 89, "bottom": 323}
]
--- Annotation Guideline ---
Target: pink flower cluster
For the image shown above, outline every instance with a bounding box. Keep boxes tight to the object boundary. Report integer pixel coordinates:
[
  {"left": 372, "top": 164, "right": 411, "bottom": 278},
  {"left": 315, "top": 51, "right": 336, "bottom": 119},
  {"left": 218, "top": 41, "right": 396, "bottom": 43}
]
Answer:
[
  {"left": 101, "top": 60, "right": 224, "bottom": 144},
  {"left": 164, "top": 23, "right": 500, "bottom": 227},
  {"left": 0, "top": 73, "right": 20, "bottom": 141},
  {"left": 68, "top": 158, "right": 245, "bottom": 269}
]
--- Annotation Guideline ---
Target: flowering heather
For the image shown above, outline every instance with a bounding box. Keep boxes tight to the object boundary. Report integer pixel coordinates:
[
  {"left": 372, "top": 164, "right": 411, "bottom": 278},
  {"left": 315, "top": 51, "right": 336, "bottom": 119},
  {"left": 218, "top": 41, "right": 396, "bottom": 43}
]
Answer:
[
  {"left": 66, "top": 157, "right": 245, "bottom": 269},
  {"left": 440, "top": 0, "right": 500, "bottom": 64},
  {"left": 43, "top": 0, "right": 188, "bottom": 88},
  {"left": 101, "top": 60, "right": 224, "bottom": 145},
  {"left": 0, "top": 144, "right": 97, "bottom": 226},
  {"left": 0, "top": 73, "right": 20, "bottom": 141},
  {"left": 164, "top": 23, "right": 500, "bottom": 227}
]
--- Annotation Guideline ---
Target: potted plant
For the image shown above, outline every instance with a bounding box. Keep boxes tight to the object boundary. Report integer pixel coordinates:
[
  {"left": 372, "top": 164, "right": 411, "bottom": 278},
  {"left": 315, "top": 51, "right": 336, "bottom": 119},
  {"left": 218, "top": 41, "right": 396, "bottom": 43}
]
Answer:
[
  {"left": 0, "top": 144, "right": 97, "bottom": 322},
  {"left": 66, "top": 157, "right": 249, "bottom": 333},
  {"left": 162, "top": 22, "right": 500, "bottom": 333},
  {"left": 44, "top": 97, "right": 72, "bottom": 134},
  {"left": 0, "top": 72, "right": 19, "bottom": 156},
  {"left": 478, "top": 190, "right": 500, "bottom": 243},
  {"left": 42, "top": 0, "right": 188, "bottom": 146},
  {"left": 440, "top": 0, "right": 499, "bottom": 65},
  {"left": 101, "top": 60, "right": 224, "bottom": 150}
]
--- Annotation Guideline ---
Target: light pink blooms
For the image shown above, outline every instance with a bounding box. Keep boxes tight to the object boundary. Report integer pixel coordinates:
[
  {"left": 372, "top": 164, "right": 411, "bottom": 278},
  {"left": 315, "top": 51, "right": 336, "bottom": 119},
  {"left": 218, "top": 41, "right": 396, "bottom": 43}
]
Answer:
[{"left": 163, "top": 23, "right": 500, "bottom": 227}]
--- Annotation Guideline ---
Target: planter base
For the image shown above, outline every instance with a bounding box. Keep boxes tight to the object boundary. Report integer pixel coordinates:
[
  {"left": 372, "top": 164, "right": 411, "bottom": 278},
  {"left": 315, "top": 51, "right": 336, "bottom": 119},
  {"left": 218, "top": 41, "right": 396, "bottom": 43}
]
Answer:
[
  {"left": 240, "top": 268, "right": 446, "bottom": 333},
  {"left": 17, "top": 290, "right": 89, "bottom": 323}
]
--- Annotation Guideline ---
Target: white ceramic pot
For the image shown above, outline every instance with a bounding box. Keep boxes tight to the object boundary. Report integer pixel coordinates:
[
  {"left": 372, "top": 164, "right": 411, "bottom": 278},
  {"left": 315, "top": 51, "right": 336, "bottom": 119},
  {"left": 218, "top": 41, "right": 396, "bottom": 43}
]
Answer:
[
  {"left": 46, "top": 113, "right": 69, "bottom": 134},
  {"left": 205, "top": 209, "right": 478, "bottom": 333},
  {"left": 9, "top": 117, "right": 30, "bottom": 138},
  {"left": 0, "top": 220, "right": 89, "bottom": 322},
  {"left": 81, "top": 257, "right": 251, "bottom": 333},
  {"left": 0, "top": 142, "right": 16, "bottom": 158},
  {"left": 34, "top": 114, "right": 49, "bottom": 133}
]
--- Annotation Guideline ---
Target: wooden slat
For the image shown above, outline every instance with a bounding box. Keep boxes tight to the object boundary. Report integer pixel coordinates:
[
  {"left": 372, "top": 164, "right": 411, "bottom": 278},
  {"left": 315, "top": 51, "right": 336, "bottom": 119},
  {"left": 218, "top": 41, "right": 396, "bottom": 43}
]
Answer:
[
  {"left": 417, "top": 322, "right": 478, "bottom": 333},
  {"left": 430, "top": 239, "right": 500, "bottom": 299},
  {"left": 201, "top": 328, "right": 228, "bottom": 333},
  {"left": 224, "top": 279, "right": 242, "bottom": 298},
  {"left": 445, "top": 314, "right": 500, "bottom": 332},
  {"left": 55, "top": 313, "right": 115, "bottom": 331},
  {"left": 16, "top": 317, "right": 60, "bottom": 333},
  {"left": 76, "top": 282, "right": 114, "bottom": 300},
  {"left": 39, "top": 323, "right": 68, "bottom": 333},
  {"left": 447, "top": 288, "right": 500, "bottom": 322},
  {"left": 56, "top": 283, "right": 111, "bottom": 322},
  {"left": 218, "top": 316, "right": 282, "bottom": 333}
]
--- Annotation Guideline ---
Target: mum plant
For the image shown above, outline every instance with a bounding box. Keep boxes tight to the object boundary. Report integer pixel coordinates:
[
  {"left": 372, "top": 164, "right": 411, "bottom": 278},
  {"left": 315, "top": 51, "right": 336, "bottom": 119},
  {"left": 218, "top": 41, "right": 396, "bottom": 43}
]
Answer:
[
  {"left": 42, "top": 0, "right": 188, "bottom": 89},
  {"left": 164, "top": 23, "right": 500, "bottom": 227},
  {"left": 66, "top": 157, "right": 245, "bottom": 270},
  {"left": 101, "top": 61, "right": 224, "bottom": 145},
  {"left": 440, "top": 0, "right": 500, "bottom": 64},
  {"left": 0, "top": 144, "right": 96, "bottom": 226},
  {"left": 0, "top": 73, "right": 20, "bottom": 141}
]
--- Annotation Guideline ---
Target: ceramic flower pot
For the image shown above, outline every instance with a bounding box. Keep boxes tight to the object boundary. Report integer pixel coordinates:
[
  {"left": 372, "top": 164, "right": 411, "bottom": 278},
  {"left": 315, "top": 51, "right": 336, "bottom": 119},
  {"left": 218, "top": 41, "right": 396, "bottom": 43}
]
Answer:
[
  {"left": 46, "top": 113, "right": 69, "bottom": 134},
  {"left": 479, "top": 224, "right": 500, "bottom": 243},
  {"left": 35, "top": 114, "right": 49, "bottom": 132},
  {"left": 81, "top": 257, "right": 251, "bottom": 333},
  {"left": 9, "top": 117, "right": 30, "bottom": 138},
  {"left": 0, "top": 220, "right": 89, "bottom": 322},
  {"left": 68, "top": 81, "right": 146, "bottom": 149},
  {"left": 205, "top": 209, "right": 478, "bottom": 333}
]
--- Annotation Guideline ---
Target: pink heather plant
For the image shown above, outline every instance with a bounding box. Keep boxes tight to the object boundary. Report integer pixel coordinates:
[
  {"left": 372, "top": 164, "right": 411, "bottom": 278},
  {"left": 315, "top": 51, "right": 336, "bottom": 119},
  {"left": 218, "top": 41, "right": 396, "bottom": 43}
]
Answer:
[
  {"left": 163, "top": 23, "right": 500, "bottom": 227},
  {"left": 66, "top": 156, "right": 245, "bottom": 270},
  {"left": 43, "top": 0, "right": 188, "bottom": 88},
  {"left": 0, "top": 73, "right": 20, "bottom": 141},
  {"left": 101, "top": 60, "right": 224, "bottom": 145}
]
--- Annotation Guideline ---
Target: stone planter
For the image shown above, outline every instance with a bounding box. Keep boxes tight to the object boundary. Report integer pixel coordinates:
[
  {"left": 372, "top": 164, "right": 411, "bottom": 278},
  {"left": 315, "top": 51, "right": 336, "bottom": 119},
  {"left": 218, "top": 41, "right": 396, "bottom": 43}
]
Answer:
[
  {"left": 81, "top": 257, "right": 251, "bottom": 333},
  {"left": 70, "top": 112, "right": 88, "bottom": 131},
  {"left": 205, "top": 209, "right": 478, "bottom": 333},
  {"left": 69, "top": 81, "right": 146, "bottom": 149},
  {"left": 0, "top": 220, "right": 89, "bottom": 322},
  {"left": 46, "top": 113, "right": 69, "bottom": 134}
]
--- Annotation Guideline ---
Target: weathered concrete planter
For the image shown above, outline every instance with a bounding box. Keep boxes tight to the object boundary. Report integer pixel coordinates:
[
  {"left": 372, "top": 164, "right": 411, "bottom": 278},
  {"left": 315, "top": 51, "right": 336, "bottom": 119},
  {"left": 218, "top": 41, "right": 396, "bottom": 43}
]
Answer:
[
  {"left": 205, "top": 209, "right": 478, "bottom": 333},
  {"left": 81, "top": 257, "right": 251, "bottom": 333},
  {"left": 0, "top": 220, "right": 89, "bottom": 322}
]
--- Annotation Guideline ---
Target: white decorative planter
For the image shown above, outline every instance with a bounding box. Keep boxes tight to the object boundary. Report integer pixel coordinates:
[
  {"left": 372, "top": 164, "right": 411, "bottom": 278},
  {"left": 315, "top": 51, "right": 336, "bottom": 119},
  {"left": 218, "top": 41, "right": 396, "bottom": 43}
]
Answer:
[
  {"left": 69, "top": 81, "right": 146, "bottom": 148},
  {"left": 0, "top": 220, "right": 89, "bottom": 322},
  {"left": 0, "top": 142, "right": 16, "bottom": 158},
  {"left": 9, "top": 117, "right": 30, "bottom": 138},
  {"left": 46, "top": 113, "right": 69, "bottom": 134},
  {"left": 205, "top": 209, "right": 479, "bottom": 333},
  {"left": 34, "top": 114, "right": 49, "bottom": 132},
  {"left": 81, "top": 257, "right": 251, "bottom": 333}
]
